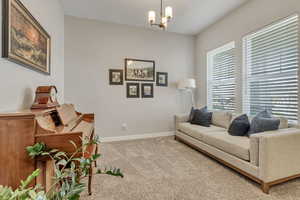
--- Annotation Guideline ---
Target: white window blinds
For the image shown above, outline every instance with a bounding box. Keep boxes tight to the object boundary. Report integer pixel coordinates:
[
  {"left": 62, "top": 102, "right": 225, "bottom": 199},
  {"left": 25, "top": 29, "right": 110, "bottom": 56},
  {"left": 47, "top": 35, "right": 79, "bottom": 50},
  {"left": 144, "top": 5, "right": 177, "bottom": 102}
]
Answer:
[
  {"left": 243, "top": 15, "right": 299, "bottom": 121},
  {"left": 207, "top": 42, "right": 235, "bottom": 111}
]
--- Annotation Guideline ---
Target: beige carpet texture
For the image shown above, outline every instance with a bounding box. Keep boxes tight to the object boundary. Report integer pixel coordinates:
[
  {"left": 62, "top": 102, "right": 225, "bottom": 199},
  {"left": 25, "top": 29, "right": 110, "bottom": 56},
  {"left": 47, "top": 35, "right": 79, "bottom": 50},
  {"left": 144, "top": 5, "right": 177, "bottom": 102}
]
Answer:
[{"left": 82, "top": 137, "right": 300, "bottom": 200}]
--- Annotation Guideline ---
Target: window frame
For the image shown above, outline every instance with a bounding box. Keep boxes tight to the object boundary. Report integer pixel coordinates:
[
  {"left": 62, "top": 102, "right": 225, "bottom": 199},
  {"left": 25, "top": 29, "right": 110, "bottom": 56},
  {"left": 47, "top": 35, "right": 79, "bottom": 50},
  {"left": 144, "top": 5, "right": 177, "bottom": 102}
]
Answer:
[
  {"left": 242, "top": 14, "right": 300, "bottom": 121},
  {"left": 207, "top": 41, "right": 236, "bottom": 111}
]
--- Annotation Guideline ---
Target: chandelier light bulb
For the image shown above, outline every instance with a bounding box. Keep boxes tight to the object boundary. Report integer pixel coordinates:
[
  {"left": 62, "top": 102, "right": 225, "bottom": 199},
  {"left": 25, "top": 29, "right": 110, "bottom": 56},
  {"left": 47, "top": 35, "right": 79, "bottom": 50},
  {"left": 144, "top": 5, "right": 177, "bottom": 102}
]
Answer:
[
  {"left": 162, "top": 17, "right": 168, "bottom": 27},
  {"left": 165, "top": 6, "right": 173, "bottom": 20},
  {"left": 148, "top": 11, "right": 156, "bottom": 24},
  {"left": 148, "top": 0, "right": 173, "bottom": 30}
]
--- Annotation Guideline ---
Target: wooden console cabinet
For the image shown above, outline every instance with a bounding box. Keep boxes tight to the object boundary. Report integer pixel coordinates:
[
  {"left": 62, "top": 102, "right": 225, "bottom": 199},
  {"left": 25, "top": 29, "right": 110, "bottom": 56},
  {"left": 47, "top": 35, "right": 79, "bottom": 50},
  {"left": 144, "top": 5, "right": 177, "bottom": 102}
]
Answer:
[
  {"left": 0, "top": 113, "right": 36, "bottom": 189},
  {"left": 0, "top": 104, "right": 96, "bottom": 193}
]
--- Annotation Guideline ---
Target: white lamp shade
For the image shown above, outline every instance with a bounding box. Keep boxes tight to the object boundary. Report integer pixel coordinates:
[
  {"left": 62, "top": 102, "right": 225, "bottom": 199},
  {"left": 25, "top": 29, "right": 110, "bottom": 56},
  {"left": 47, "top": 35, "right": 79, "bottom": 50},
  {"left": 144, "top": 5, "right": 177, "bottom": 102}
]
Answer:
[{"left": 178, "top": 79, "right": 196, "bottom": 90}]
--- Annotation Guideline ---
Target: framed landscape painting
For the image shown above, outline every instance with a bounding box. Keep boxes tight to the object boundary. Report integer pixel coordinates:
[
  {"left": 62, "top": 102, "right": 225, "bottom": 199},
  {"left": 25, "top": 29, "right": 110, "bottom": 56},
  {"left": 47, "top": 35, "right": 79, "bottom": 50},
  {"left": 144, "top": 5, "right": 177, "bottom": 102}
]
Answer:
[
  {"left": 2, "top": 0, "right": 51, "bottom": 74},
  {"left": 125, "top": 58, "right": 155, "bottom": 82}
]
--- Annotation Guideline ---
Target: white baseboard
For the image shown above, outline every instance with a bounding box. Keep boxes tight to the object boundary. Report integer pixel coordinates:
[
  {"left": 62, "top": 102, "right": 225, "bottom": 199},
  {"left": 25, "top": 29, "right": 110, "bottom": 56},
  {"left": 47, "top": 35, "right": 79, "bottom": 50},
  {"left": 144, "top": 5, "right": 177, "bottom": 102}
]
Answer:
[{"left": 99, "top": 131, "right": 175, "bottom": 142}]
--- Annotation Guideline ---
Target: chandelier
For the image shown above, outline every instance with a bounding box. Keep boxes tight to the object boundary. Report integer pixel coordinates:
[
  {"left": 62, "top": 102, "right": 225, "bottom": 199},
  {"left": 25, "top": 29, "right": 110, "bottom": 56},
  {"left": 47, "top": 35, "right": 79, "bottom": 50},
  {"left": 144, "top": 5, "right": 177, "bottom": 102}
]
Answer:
[{"left": 148, "top": 0, "right": 173, "bottom": 30}]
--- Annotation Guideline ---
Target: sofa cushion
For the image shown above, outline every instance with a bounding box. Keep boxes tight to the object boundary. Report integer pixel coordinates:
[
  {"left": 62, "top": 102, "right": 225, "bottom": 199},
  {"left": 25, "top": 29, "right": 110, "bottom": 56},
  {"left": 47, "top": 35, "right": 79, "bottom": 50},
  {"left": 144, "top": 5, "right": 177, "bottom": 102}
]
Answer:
[
  {"left": 228, "top": 114, "right": 250, "bottom": 136},
  {"left": 203, "top": 132, "right": 250, "bottom": 161},
  {"left": 178, "top": 122, "right": 250, "bottom": 161},
  {"left": 248, "top": 111, "right": 280, "bottom": 135},
  {"left": 212, "top": 111, "right": 232, "bottom": 129},
  {"left": 190, "top": 107, "right": 212, "bottom": 127},
  {"left": 248, "top": 116, "right": 288, "bottom": 130},
  {"left": 249, "top": 118, "right": 280, "bottom": 136},
  {"left": 188, "top": 107, "right": 195, "bottom": 122},
  {"left": 233, "top": 113, "right": 288, "bottom": 130},
  {"left": 178, "top": 123, "right": 225, "bottom": 141}
]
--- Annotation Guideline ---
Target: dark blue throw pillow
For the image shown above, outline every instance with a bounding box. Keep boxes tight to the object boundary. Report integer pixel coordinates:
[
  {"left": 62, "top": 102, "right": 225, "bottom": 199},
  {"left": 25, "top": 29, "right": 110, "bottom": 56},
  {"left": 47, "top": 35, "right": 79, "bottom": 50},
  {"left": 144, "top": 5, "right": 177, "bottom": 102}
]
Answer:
[
  {"left": 190, "top": 106, "right": 212, "bottom": 127},
  {"left": 248, "top": 110, "right": 280, "bottom": 136},
  {"left": 255, "top": 110, "right": 271, "bottom": 118},
  {"left": 228, "top": 114, "right": 250, "bottom": 136},
  {"left": 188, "top": 107, "right": 195, "bottom": 122}
]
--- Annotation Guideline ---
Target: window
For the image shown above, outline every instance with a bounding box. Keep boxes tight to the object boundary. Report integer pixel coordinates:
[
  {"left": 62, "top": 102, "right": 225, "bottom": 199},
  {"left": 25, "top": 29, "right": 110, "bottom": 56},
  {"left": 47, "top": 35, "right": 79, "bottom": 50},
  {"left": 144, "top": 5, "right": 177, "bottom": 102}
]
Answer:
[
  {"left": 243, "top": 15, "right": 299, "bottom": 121},
  {"left": 207, "top": 42, "right": 235, "bottom": 111}
]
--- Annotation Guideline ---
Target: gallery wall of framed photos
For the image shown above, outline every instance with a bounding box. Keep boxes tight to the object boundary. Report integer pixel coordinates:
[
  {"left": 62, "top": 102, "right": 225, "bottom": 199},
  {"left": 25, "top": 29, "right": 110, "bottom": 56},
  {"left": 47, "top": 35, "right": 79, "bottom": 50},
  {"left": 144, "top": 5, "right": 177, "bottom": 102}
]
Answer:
[{"left": 109, "top": 58, "right": 168, "bottom": 99}]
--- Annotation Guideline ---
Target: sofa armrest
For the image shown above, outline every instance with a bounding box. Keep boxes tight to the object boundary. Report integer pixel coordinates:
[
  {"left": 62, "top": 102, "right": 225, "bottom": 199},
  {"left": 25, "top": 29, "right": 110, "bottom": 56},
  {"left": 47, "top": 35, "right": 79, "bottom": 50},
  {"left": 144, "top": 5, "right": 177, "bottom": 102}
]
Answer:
[
  {"left": 249, "top": 136, "right": 259, "bottom": 166},
  {"left": 253, "top": 128, "right": 300, "bottom": 182},
  {"left": 175, "top": 114, "right": 189, "bottom": 130}
]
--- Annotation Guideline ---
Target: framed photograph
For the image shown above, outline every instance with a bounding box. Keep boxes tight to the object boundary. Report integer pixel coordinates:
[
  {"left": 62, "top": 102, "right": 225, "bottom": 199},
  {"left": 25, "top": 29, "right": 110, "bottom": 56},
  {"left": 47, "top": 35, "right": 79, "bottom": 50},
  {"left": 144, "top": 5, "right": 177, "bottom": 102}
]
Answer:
[
  {"left": 125, "top": 58, "right": 155, "bottom": 82},
  {"left": 156, "top": 72, "right": 168, "bottom": 87},
  {"left": 141, "top": 83, "right": 154, "bottom": 98},
  {"left": 109, "top": 69, "right": 123, "bottom": 85},
  {"left": 126, "top": 83, "right": 140, "bottom": 98},
  {"left": 2, "top": 0, "right": 51, "bottom": 74}
]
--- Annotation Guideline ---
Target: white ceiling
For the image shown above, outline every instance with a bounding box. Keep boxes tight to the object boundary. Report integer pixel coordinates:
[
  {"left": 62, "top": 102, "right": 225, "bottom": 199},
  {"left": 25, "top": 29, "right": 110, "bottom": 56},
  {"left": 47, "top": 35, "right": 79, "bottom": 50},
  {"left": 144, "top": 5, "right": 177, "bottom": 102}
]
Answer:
[{"left": 61, "top": 0, "right": 249, "bottom": 35}]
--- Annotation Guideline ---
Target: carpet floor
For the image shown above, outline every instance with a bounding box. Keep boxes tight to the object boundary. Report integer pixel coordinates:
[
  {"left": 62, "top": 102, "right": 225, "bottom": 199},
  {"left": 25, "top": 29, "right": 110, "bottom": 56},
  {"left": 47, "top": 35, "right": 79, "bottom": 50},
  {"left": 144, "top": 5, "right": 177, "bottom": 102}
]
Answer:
[{"left": 82, "top": 136, "right": 300, "bottom": 200}]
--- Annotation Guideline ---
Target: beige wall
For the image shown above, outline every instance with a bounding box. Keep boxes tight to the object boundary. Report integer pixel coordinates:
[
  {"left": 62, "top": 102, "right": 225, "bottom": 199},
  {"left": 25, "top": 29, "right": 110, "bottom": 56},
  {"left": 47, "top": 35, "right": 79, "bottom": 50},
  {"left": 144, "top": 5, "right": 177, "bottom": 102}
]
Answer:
[
  {"left": 196, "top": 0, "right": 300, "bottom": 114},
  {"left": 0, "top": 0, "right": 65, "bottom": 111},
  {"left": 64, "top": 16, "right": 195, "bottom": 138}
]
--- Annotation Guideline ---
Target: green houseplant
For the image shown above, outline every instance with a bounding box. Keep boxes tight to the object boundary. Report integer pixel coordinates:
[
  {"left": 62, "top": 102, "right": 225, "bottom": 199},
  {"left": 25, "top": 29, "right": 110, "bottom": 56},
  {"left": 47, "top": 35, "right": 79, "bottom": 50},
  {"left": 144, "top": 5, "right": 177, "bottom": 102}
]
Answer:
[{"left": 0, "top": 137, "right": 123, "bottom": 200}]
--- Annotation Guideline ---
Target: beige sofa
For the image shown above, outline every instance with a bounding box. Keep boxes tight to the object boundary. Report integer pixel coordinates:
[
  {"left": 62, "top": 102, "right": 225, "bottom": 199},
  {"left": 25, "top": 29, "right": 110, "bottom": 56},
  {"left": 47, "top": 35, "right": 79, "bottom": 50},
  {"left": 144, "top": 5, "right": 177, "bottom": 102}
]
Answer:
[{"left": 175, "top": 111, "right": 300, "bottom": 194}]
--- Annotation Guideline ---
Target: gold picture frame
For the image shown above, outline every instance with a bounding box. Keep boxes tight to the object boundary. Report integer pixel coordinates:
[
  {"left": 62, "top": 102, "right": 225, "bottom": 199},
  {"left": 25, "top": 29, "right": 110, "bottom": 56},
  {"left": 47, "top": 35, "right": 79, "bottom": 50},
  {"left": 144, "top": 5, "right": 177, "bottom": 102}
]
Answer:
[{"left": 2, "top": 0, "right": 51, "bottom": 74}]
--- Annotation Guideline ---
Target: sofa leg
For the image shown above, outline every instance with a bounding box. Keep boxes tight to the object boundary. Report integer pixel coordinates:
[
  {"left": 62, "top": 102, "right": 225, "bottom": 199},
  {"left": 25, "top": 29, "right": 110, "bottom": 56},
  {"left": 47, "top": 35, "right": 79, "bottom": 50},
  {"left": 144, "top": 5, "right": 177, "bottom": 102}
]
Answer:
[{"left": 261, "top": 182, "right": 270, "bottom": 194}]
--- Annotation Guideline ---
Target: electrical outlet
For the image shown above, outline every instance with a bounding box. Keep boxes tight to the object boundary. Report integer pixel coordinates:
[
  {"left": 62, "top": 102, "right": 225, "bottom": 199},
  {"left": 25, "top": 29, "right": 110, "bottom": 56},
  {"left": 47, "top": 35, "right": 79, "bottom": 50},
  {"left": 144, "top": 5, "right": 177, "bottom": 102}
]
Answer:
[{"left": 121, "top": 123, "right": 128, "bottom": 131}]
